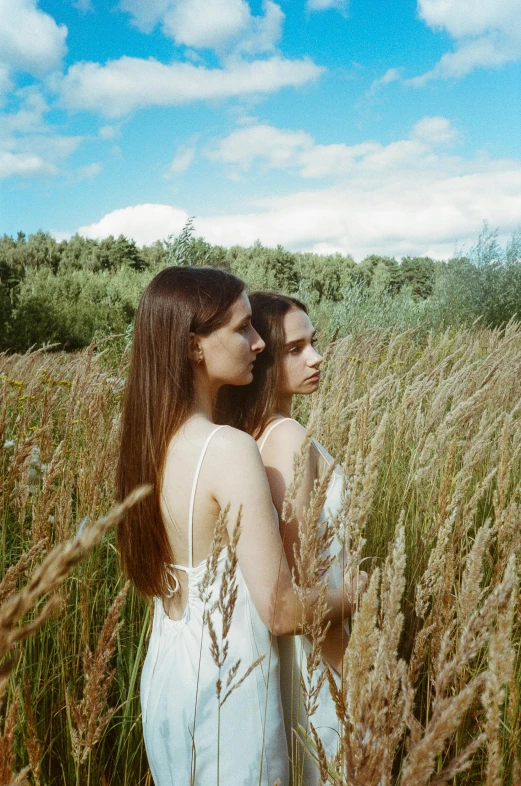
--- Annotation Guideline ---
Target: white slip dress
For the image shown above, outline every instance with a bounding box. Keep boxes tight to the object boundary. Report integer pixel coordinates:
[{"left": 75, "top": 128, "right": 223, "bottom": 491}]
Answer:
[
  {"left": 141, "top": 426, "right": 289, "bottom": 786},
  {"left": 259, "top": 419, "right": 347, "bottom": 786}
]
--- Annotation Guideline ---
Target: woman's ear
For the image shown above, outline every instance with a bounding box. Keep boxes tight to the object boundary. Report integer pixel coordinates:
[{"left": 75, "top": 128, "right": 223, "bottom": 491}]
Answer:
[{"left": 188, "top": 332, "right": 204, "bottom": 364}]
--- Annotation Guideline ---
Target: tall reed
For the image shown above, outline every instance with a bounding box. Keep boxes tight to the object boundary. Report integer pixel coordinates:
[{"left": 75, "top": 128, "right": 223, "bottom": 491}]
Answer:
[{"left": 1, "top": 322, "right": 521, "bottom": 784}]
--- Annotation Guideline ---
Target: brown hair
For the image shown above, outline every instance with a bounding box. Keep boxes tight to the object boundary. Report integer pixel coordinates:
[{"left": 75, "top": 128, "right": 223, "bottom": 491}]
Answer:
[
  {"left": 216, "top": 291, "right": 307, "bottom": 438},
  {"left": 117, "top": 266, "right": 245, "bottom": 597}
]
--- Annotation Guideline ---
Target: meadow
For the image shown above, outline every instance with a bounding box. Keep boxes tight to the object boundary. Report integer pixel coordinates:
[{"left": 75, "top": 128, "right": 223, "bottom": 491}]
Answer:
[{"left": 1, "top": 317, "right": 520, "bottom": 785}]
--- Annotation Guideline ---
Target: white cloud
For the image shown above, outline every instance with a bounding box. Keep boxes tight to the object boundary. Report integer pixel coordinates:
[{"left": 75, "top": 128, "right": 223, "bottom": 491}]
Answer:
[
  {"left": 119, "top": 0, "right": 177, "bottom": 34},
  {"left": 306, "top": 0, "right": 348, "bottom": 11},
  {"left": 207, "top": 123, "right": 314, "bottom": 170},
  {"left": 0, "top": 0, "right": 67, "bottom": 74},
  {"left": 78, "top": 204, "right": 189, "bottom": 244},
  {"left": 207, "top": 117, "right": 458, "bottom": 178},
  {"left": 162, "top": 0, "right": 251, "bottom": 50},
  {"left": 121, "top": 0, "right": 283, "bottom": 55},
  {"left": 366, "top": 67, "right": 402, "bottom": 96},
  {"left": 76, "top": 162, "right": 102, "bottom": 180},
  {"left": 0, "top": 87, "right": 83, "bottom": 179},
  {"left": 0, "top": 64, "right": 13, "bottom": 105},
  {"left": 165, "top": 143, "right": 196, "bottom": 176},
  {"left": 0, "top": 150, "right": 56, "bottom": 178},
  {"left": 411, "top": 116, "right": 457, "bottom": 144},
  {"left": 74, "top": 117, "right": 521, "bottom": 258},
  {"left": 417, "top": 0, "right": 520, "bottom": 39},
  {"left": 99, "top": 124, "right": 118, "bottom": 139},
  {"left": 57, "top": 55, "right": 323, "bottom": 117},
  {"left": 73, "top": 0, "right": 94, "bottom": 12},
  {"left": 410, "top": 0, "right": 521, "bottom": 82},
  {"left": 237, "top": 1, "right": 284, "bottom": 56}
]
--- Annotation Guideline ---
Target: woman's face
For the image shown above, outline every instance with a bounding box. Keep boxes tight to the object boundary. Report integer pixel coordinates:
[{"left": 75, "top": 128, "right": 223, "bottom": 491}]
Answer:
[
  {"left": 198, "top": 291, "right": 265, "bottom": 386},
  {"left": 279, "top": 307, "right": 323, "bottom": 397}
]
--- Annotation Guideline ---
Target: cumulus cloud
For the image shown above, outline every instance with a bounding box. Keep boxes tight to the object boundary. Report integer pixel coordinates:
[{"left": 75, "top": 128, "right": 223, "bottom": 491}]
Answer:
[
  {"left": 121, "top": 0, "right": 283, "bottom": 55},
  {"left": 207, "top": 123, "right": 314, "bottom": 170},
  {"left": 411, "top": 116, "right": 458, "bottom": 144},
  {"left": 72, "top": 118, "right": 521, "bottom": 258},
  {"left": 206, "top": 116, "right": 458, "bottom": 178},
  {"left": 410, "top": 0, "right": 521, "bottom": 83},
  {"left": 0, "top": 0, "right": 67, "bottom": 74},
  {"left": 57, "top": 55, "right": 323, "bottom": 117},
  {"left": 78, "top": 204, "right": 189, "bottom": 245}
]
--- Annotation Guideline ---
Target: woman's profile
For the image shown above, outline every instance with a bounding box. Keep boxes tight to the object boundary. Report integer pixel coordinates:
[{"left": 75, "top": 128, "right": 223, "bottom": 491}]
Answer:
[
  {"left": 217, "top": 291, "right": 359, "bottom": 785},
  {"left": 116, "top": 268, "right": 361, "bottom": 786}
]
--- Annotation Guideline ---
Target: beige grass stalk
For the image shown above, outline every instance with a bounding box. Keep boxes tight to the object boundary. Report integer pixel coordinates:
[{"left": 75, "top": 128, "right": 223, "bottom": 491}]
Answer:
[
  {"left": 0, "top": 487, "right": 149, "bottom": 666},
  {"left": 204, "top": 510, "right": 265, "bottom": 709},
  {"left": 70, "top": 581, "right": 130, "bottom": 765},
  {"left": 0, "top": 688, "right": 29, "bottom": 786},
  {"left": 22, "top": 677, "right": 41, "bottom": 786},
  {"left": 483, "top": 580, "right": 516, "bottom": 786},
  {"left": 402, "top": 558, "right": 517, "bottom": 786},
  {"left": 0, "top": 541, "right": 47, "bottom": 607}
]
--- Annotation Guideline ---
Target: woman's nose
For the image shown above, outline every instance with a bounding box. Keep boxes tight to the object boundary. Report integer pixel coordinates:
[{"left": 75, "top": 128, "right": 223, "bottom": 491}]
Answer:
[
  {"left": 251, "top": 328, "right": 265, "bottom": 353},
  {"left": 309, "top": 346, "right": 322, "bottom": 366}
]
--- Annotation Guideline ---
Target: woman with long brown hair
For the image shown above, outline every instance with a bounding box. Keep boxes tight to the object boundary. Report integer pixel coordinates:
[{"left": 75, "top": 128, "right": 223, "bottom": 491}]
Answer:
[
  {"left": 116, "top": 268, "right": 362, "bottom": 786},
  {"left": 217, "top": 291, "right": 360, "bottom": 786}
]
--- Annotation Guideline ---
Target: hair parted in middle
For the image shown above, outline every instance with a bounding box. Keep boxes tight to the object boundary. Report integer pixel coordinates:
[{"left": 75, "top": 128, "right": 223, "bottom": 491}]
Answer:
[{"left": 216, "top": 290, "right": 307, "bottom": 439}]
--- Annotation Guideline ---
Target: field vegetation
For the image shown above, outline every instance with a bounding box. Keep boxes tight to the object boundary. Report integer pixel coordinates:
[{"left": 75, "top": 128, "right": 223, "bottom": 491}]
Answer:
[
  {"left": 1, "top": 221, "right": 521, "bottom": 351},
  {"left": 1, "top": 223, "right": 521, "bottom": 785}
]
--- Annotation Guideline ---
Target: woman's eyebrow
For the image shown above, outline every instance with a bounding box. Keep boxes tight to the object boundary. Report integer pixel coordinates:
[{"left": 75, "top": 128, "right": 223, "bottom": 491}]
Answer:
[
  {"left": 235, "top": 312, "right": 252, "bottom": 325},
  {"left": 284, "top": 337, "right": 305, "bottom": 348},
  {"left": 285, "top": 331, "right": 316, "bottom": 348}
]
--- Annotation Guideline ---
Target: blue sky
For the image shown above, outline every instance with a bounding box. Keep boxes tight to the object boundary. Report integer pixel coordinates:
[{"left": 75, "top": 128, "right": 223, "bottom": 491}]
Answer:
[{"left": 1, "top": 0, "right": 520, "bottom": 258}]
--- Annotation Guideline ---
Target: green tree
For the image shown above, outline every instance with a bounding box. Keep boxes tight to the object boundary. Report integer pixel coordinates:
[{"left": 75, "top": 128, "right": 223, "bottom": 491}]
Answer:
[{"left": 401, "top": 256, "right": 435, "bottom": 298}]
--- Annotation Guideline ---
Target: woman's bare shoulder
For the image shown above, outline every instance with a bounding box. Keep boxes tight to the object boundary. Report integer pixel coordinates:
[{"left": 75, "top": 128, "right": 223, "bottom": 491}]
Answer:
[
  {"left": 212, "top": 424, "right": 260, "bottom": 458},
  {"left": 262, "top": 419, "right": 320, "bottom": 467}
]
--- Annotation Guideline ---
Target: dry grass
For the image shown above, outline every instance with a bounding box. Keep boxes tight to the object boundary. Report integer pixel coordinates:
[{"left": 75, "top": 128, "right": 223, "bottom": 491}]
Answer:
[{"left": 1, "top": 323, "right": 521, "bottom": 784}]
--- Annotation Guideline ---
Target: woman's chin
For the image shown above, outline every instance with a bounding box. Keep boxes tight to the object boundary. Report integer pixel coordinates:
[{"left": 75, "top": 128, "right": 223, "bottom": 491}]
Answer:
[
  {"left": 235, "top": 371, "right": 254, "bottom": 386},
  {"left": 298, "top": 380, "right": 320, "bottom": 395}
]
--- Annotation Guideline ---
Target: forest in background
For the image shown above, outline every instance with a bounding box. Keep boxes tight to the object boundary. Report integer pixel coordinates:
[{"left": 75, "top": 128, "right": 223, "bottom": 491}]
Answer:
[{"left": 1, "top": 220, "right": 521, "bottom": 352}]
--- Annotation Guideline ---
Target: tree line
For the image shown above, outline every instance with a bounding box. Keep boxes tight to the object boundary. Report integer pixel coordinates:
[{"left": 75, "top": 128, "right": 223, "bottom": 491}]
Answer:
[{"left": 1, "top": 222, "right": 520, "bottom": 351}]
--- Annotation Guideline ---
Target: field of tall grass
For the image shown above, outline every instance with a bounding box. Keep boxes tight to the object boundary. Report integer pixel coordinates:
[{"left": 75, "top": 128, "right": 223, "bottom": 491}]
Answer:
[{"left": 1, "top": 323, "right": 520, "bottom": 785}]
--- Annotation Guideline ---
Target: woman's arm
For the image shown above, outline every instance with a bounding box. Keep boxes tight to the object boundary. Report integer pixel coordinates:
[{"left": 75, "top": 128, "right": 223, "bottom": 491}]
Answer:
[
  {"left": 213, "top": 427, "right": 358, "bottom": 637},
  {"left": 259, "top": 419, "right": 356, "bottom": 670}
]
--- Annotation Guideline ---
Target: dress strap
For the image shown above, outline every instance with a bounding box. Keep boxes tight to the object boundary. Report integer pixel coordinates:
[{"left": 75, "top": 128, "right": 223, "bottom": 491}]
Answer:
[
  {"left": 187, "top": 425, "right": 224, "bottom": 569},
  {"left": 258, "top": 417, "right": 297, "bottom": 454}
]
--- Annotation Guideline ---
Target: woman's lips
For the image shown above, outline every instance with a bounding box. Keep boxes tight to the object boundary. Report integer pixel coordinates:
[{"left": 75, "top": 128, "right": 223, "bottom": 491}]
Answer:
[{"left": 307, "top": 372, "right": 321, "bottom": 382}]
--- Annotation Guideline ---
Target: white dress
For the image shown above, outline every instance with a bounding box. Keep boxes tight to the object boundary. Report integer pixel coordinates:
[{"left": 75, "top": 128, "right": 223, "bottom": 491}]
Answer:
[
  {"left": 259, "top": 419, "right": 346, "bottom": 786},
  {"left": 141, "top": 426, "right": 289, "bottom": 786}
]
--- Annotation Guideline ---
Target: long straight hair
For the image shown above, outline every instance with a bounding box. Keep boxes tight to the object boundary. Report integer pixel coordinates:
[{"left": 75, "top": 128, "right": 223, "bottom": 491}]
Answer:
[
  {"left": 216, "top": 291, "right": 307, "bottom": 439},
  {"left": 117, "top": 266, "right": 245, "bottom": 597}
]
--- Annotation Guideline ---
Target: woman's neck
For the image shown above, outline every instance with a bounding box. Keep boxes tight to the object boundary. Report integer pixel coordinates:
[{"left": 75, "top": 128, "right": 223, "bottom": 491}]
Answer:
[
  {"left": 190, "top": 368, "right": 219, "bottom": 422},
  {"left": 275, "top": 393, "right": 293, "bottom": 418}
]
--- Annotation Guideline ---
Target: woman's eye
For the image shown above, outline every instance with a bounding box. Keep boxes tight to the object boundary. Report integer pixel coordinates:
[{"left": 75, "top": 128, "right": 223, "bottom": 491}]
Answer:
[{"left": 289, "top": 347, "right": 301, "bottom": 355}]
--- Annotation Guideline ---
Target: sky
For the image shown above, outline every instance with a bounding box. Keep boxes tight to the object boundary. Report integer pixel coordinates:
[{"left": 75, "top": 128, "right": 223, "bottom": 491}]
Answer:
[{"left": 1, "top": 0, "right": 520, "bottom": 260}]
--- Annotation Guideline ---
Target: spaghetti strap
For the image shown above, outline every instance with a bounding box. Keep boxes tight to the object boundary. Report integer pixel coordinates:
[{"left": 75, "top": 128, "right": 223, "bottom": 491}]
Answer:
[
  {"left": 187, "top": 425, "right": 224, "bottom": 568},
  {"left": 258, "top": 417, "right": 297, "bottom": 454},
  {"left": 166, "top": 425, "right": 225, "bottom": 591}
]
